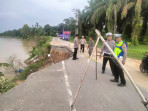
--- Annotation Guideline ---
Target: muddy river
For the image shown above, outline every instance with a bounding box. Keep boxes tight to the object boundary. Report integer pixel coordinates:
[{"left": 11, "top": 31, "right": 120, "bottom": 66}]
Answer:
[{"left": 0, "top": 37, "right": 34, "bottom": 63}]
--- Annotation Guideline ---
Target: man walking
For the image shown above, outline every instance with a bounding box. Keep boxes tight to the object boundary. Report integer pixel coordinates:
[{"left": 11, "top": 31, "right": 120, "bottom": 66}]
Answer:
[
  {"left": 110, "top": 34, "right": 127, "bottom": 87},
  {"left": 100, "top": 32, "right": 115, "bottom": 74},
  {"left": 73, "top": 35, "right": 79, "bottom": 60},
  {"left": 80, "top": 36, "right": 86, "bottom": 53},
  {"left": 88, "top": 37, "right": 94, "bottom": 57}
]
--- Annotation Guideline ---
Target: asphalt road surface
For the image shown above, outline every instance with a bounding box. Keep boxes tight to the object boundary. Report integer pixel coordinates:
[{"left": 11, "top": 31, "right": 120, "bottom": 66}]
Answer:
[{"left": 0, "top": 38, "right": 147, "bottom": 111}]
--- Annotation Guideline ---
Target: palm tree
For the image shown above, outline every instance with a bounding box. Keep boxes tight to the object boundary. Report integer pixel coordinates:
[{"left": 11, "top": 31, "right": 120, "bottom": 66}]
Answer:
[
  {"left": 90, "top": 0, "right": 127, "bottom": 33},
  {"left": 121, "top": 0, "right": 142, "bottom": 45},
  {"left": 131, "top": 0, "right": 142, "bottom": 45},
  {"left": 79, "top": 0, "right": 146, "bottom": 45}
]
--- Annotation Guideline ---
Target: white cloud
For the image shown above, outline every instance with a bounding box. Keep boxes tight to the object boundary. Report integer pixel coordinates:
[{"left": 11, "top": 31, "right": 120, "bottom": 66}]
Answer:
[{"left": 0, "top": 0, "right": 88, "bottom": 32}]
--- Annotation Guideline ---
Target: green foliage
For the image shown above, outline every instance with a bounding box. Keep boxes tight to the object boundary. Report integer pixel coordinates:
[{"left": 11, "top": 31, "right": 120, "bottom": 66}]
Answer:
[
  {"left": 78, "top": 0, "right": 147, "bottom": 46},
  {"left": 0, "top": 63, "right": 11, "bottom": 67},
  {"left": 131, "top": 0, "right": 142, "bottom": 45},
  {"left": 13, "top": 36, "right": 52, "bottom": 81},
  {"left": 1, "top": 23, "right": 55, "bottom": 39},
  {"left": 21, "top": 24, "right": 30, "bottom": 39},
  {"left": 28, "top": 36, "right": 52, "bottom": 60},
  {"left": 0, "top": 72, "right": 4, "bottom": 77},
  {"left": 121, "top": 2, "right": 135, "bottom": 20},
  {"left": 88, "top": 28, "right": 97, "bottom": 40},
  {"left": 44, "top": 24, "right": 51, "bottom": 36},
  {"left": 17, "top": 59, "right": 45, "bottom": 80},
  {"left": 0, "top": 78, "right": 15, "bottom": 93},
  {"left": 127, "top": 44, "right": 148, "bottom": 60},
  {"left": 0, "top": 74, "right": 15, "bottom": 93},
  {"left": 68, "top": 36, "right": 75, "bottom": 43},
  {"left": 91, "top": 5, "right": 107, "bottom": 25}
]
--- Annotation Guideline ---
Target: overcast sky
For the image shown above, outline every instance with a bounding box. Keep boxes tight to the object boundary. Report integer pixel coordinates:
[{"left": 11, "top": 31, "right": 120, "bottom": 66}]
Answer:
[{"left": 0, "top": 0, "right": 88, "bottom": 33}]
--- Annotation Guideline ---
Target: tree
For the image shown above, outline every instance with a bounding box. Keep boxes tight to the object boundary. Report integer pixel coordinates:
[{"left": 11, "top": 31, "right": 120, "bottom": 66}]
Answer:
[
  {"left": 131, "top": 0, "right": 142, "bottom": 45},
  {"left": 44, "top": 24, "right": 51, "bottom": 36},
  {"left": 63, "top": 17, "right": 76, "bottom": 36},
  {"left": 21, "top": 24, "right": 30, "bottom": 39},
  {"left": 79, "top": 0, "right": 147, "bottom": 45}
]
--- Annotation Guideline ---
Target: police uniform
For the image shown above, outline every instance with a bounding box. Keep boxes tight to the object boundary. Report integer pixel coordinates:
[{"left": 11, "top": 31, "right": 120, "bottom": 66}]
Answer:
[
  {"left": 88, "top": 39, "right": 94, "bottom": 56},
  {"left": 100, "top": 32, "right": 115, "bottom": 74},
  {"left": 73, "top": 37, "right": 79, "bottom": 60},
  {"left": 110, "top": 34, "right": 127, "bottom": 87}
]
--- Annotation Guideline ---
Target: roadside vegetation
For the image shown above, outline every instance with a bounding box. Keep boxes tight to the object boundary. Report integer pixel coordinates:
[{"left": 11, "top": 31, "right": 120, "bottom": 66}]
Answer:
[
  {"left": 127, "top": 44, "right": 148, "bottom": 60},
  {"left": 0, "top": 72, "right": 15, "bottom": 93},
  {"left": 12, "top": 36, "right": 52, "bottom": 81},
  {"left": 0, "top": 63, "right": 11, "bottom": 67},
  {"left": 0, "top": 36, "right": 52, "bottom": 93}
]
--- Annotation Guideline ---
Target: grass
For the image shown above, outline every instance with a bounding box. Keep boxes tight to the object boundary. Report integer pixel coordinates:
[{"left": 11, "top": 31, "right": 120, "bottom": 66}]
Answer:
[
  {"left": 68, "top": 36, "right": 75, "bottom": 43},
  {"left": 127, "top": 44, "right": 148, "bottom": 60}
]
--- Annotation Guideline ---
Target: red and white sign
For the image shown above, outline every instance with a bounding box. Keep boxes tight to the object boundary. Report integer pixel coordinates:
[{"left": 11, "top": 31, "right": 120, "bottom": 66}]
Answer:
[{"left": 63, "top": 31, "right": 71, "bottom": 35}]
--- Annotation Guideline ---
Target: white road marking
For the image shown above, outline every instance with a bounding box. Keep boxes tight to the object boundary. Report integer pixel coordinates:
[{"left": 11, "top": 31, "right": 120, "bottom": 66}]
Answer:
[{"left": 62, "top": 61, "right": 76, "bottom": 111}]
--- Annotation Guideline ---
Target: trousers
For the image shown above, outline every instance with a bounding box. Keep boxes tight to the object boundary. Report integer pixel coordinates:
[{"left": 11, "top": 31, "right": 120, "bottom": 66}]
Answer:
[
  {"left": 102, "top": 53, "right": 114, "bottom": 75},
  {"left": 111, "top": 60, "right": 126, "bottom": 84},
  {"left": 73, "top": 48, "right": 78, "bottom": 59},
  {"left": 80, "top": 44, "right": 85, "bottom": 53}
]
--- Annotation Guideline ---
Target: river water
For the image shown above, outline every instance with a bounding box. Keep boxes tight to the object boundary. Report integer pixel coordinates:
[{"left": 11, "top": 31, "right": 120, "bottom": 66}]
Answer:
[{"left": 0, "top": 37, "right": 34, "bottom": 63}]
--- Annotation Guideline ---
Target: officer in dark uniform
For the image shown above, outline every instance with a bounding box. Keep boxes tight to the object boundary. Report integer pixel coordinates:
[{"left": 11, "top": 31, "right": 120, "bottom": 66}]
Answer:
[{"left": 110, "top": 34, "right": 127, "bottom": 87}]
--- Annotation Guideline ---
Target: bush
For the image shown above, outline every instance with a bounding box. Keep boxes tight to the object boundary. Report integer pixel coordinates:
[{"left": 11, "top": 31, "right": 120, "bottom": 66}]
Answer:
[
  {"left": 0, "top": 72, "right": 4, "bottom": 77},
  {"left": 0, "top": 73, "right": 15, "bottom": 93},
  {"left": 28, "top": 36, "right": 52, "bottom": 60},
  {"left": 17, "top": 58, "right": 46, "bottom": 80},
  {"left": 0, "top": 63, "right": 11, "bottom": 67},
  {"left": 12, "top": 36, "right": 52, "bottom": 82},
  {"left": 0, "top": 78, "right": 15, "bottom": 93}
]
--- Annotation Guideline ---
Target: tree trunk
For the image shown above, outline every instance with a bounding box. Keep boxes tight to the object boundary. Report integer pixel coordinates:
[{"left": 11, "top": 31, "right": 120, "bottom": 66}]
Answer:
[{"left": 114, "top": 4, "right": 117, "bottom": 36}]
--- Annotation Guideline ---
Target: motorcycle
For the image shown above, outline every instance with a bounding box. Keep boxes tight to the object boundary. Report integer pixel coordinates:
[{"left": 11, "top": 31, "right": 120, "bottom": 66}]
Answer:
[{"left": 140, "top": 54, "right": 148, "bottom": 73}]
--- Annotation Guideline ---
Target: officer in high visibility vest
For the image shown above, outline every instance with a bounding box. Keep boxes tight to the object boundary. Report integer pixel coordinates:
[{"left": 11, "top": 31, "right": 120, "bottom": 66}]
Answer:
[{"left": 110, "top": 34, "right": 127, "bottom": 87}]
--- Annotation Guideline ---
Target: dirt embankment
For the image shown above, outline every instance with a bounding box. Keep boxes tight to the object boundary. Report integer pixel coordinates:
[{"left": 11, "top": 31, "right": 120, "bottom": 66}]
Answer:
[{"left": 50, "top": 45, "right": 73, "bottom": 63}]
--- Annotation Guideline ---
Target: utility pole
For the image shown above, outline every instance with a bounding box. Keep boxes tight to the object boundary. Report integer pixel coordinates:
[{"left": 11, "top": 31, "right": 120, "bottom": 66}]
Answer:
[{"left": 73, "top": 9, "right": 79, "bottom": 37}]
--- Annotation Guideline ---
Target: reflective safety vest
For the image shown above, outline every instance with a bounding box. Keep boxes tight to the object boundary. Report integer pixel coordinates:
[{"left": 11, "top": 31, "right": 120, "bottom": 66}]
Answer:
[{"left": 114, "top": 41, "right": 125, "bottom": 58}]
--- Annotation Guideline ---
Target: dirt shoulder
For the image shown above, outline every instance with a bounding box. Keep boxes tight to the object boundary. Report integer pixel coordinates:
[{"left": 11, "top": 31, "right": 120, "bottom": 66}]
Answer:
[{"left": 124, "top": 58, "right": 148, "bottom": 92}]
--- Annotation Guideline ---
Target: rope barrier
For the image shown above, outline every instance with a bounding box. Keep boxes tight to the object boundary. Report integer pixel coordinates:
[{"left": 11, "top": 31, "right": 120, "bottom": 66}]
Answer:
[
  {"left": 95, "top": 29, "right": 148, "bottom": 110},
  {"left": 70, "top": 30, "right": 148, "bottom": 111},
  {"left": 70, "top": 34, "right": 100, "bottom": 111}
]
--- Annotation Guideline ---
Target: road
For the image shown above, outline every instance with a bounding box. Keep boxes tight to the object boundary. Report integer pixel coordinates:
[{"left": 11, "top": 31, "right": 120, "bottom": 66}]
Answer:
[
  {"left": 51, "top": 37, "right": 148, "bottom": 92},
  {"left": 0, "top": 37, "right": 147, "bottom": 111}
]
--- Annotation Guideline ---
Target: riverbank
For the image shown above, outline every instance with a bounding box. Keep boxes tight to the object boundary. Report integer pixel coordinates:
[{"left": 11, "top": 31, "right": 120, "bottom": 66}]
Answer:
[{"left": 0, "top": 36, "right": 52, "bottom": 93}]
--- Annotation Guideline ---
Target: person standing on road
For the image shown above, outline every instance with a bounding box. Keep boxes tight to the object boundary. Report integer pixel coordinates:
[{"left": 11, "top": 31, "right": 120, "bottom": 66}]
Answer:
[
  {"left": 88, "top": 37, "right": 94, "bottom": 58},
  {"left": 73, "top": 35, "right": 79, "bottom": 60},
  {"left": 110, "top": 34, "right": 127, "bottom": 87},
  {"left": 80, "top": 36, "right": 86, "bottom": 53},
  {"left": 100, "top": 32, "right": 115, "bottom": 74}
]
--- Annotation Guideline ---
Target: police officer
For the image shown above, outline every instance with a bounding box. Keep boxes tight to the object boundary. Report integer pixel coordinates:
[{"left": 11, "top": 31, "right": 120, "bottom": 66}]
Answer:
[
  {"left": 88, "top": 37, "right": 94, "bottom": 57},
  {"left": 73, "top": 35, "right": 79, "bottom": 60},
  {"left": 100, "top": 32, "right": 115, "bottom": 74},
  {"left": 110, "top": 34, "right": 127, "bottom": 87},
  {"left": 80, "top": 36, "right": 86, "bottom": 53}
]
